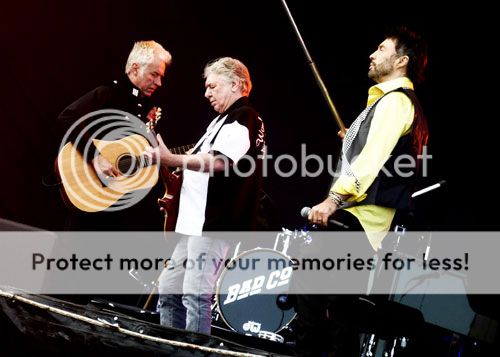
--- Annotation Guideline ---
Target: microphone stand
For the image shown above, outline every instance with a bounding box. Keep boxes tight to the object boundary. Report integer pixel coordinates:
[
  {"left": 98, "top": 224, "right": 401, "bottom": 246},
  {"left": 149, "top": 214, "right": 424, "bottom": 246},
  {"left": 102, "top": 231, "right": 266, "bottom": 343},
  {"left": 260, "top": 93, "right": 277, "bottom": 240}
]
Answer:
[
  {"left": 279, "top": 0, "right": 346, "bottom": 135},
  {"left": 365, "top": 181, "right": 446, "bottom": 355},
  {"left": 411, "top": 180, "right": 446, "bottom": 198},
  {"left": 391, "top": 180, "right": 446, "bottom": 252}
]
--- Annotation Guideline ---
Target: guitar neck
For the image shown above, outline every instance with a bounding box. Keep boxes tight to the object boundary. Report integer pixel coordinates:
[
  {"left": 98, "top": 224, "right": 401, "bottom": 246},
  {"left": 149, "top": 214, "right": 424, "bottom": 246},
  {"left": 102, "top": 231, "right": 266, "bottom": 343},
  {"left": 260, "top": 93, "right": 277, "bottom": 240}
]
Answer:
[
  {"left": 115, "top": 142, "right": 194, "bottom": 174},
  {"left": 148, "top": 120, "right": 194, "bottom": 156},
  {"left": 171, "top": 144, "right": 195, "bottom": 155}
]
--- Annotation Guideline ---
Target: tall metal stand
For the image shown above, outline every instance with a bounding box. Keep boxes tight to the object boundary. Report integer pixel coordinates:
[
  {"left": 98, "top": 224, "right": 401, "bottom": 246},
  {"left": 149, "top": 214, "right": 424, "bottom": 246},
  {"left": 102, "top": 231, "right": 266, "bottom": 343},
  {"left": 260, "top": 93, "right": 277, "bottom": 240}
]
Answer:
[{"left": 279, "top": 0, "right": 346, "bottom": 135}]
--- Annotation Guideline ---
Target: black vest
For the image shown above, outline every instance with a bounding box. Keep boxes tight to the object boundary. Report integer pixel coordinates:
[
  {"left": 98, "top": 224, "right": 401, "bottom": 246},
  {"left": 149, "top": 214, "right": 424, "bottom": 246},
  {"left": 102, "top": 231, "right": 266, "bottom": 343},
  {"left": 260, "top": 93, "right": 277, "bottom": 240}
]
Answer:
[{"left": 340, "top": 88, "right": 428, "bottom": 210}]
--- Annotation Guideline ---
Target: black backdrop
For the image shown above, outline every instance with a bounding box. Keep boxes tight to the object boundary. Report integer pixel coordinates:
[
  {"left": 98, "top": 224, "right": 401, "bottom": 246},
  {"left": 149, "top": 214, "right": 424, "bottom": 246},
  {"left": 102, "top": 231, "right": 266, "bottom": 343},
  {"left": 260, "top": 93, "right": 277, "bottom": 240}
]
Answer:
[{"left": 0, "top": 0, "right": 495, "bottom": 231}]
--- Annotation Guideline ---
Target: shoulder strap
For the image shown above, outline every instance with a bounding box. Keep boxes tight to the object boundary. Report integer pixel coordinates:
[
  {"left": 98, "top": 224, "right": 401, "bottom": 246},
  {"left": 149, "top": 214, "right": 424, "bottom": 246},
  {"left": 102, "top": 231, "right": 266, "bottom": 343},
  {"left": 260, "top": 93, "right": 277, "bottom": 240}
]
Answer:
[{"left": 191, "top": 115, "right": 228, "bottom": 154}]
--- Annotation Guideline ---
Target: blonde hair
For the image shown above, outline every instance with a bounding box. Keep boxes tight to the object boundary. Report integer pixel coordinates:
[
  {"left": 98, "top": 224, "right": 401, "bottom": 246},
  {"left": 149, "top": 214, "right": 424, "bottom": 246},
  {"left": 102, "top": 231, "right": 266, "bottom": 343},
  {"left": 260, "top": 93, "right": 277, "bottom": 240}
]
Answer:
[
  {"left": 125, "top": 41, "right": 172, "bottom": 75},
  {"left": 203, "top": 57, "right": 252, "bottom": 96}
]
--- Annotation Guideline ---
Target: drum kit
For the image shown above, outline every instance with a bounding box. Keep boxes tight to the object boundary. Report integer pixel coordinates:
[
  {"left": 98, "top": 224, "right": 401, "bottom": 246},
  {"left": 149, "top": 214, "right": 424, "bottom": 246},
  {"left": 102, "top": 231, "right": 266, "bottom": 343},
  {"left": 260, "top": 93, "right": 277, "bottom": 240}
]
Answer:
[
  {"left": 126, "top": 228, "right": 309, "bottom": 344},
  {"left": 212, "top": 228, "right": 311, "bottom": 343},
  {"left": 127, "top": 211, "right": 441, "bottom": 354}
]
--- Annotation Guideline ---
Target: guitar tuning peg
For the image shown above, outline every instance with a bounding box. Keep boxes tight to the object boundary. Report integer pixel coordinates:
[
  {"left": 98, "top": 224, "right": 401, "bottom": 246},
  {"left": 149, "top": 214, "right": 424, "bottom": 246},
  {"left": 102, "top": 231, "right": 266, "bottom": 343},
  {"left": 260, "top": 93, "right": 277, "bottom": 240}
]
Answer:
[{"left": 155, "top": 107, "right": 162, "bottom": 121}]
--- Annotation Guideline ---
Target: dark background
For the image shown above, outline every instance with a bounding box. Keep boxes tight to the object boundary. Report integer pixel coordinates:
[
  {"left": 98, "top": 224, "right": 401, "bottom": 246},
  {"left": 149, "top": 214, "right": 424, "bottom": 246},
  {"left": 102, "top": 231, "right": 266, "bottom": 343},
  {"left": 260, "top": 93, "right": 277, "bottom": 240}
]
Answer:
[{"left": 0, "top": 0, "right": 495, "bottom": 231}]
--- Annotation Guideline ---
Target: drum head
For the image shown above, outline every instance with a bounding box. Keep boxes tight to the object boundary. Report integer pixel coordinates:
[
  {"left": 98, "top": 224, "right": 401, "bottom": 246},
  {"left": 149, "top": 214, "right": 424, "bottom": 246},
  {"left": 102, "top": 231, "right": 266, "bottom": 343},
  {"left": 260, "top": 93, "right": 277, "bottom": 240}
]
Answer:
[{"left": 216, "top": 248, "right": 295, "bottom": 336}]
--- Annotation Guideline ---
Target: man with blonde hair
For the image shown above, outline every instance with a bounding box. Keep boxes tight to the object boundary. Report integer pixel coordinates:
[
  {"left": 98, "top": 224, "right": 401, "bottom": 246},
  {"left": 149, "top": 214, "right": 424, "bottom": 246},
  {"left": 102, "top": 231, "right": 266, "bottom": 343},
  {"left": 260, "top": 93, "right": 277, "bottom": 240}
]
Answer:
[
  {"left": 125, "top": 41, "right": 172, "bottom": 98},
  {"left": 57, "top": 40, "right": 172, "bottom": 231}
]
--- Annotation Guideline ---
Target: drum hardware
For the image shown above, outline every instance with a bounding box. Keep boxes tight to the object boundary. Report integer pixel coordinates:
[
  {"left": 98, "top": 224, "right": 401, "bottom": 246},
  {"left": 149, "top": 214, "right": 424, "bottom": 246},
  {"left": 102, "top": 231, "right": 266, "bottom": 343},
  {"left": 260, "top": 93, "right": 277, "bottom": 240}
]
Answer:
[
  {"left": 273, "top": 227, "right": 312, "bottom": 256},
  {"left": 363, "top": 226, "right": 433, "bottom": 356},
  {"left": 360, "top": 333, "right": 377, "bottom": 357},
  {"left": 361, "top": 335, "right": 411, "bottom": 357},
  {"left": 257, "top": 330, "right": 285, "bottom": 343},
  {"left": 276, "top": 293, "right": 295, "bottom": 311},
  {"left": 388, "top": 179, "right": 444, "bottom": 258},
  {"left": 384, "top": 229, "right": 432, "bottom": 302},
  {"left": 392, "top": 225, "right": 406, "bottom": 252},
  {"left": 211, "top": 300, "right": 227, "bottom": 328},
  {"left": 127, "top": 268, "right": 159, "bottom": 310},
  {"left": 128, "top": 269, "right": 158, "bottom": 293},
  {"left": 273, "top": 227, "right": 310, "bottom": 321},
  {"left": 231, "top": 241, "right": 242, "bottom": 260},
  {"left": 272, "top": 228, "right": 309, "bottom": 313}
]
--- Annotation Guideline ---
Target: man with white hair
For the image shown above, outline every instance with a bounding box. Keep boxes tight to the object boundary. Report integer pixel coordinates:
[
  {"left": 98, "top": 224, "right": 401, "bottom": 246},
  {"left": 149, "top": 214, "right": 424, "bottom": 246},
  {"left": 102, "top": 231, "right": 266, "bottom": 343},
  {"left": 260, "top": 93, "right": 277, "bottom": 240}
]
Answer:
[
  {"left": 57, "top": 40, "right": 172, "bottom": 231},
  {"left": 152, "top": 57, "right": 266, "bottom": 334}
]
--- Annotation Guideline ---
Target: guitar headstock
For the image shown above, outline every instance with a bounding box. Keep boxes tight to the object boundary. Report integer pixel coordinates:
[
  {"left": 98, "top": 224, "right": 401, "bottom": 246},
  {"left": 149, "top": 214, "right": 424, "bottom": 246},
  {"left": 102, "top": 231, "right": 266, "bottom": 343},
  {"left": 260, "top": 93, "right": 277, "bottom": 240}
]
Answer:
[{"left": 146, "top": 106, "right": 162, "bottom": 133}]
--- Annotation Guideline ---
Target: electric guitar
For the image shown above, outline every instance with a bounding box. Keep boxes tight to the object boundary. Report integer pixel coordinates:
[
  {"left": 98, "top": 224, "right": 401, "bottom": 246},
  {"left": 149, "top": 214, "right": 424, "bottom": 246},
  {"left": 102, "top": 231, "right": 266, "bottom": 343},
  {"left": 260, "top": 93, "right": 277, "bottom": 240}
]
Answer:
[
  {"left": 146, "top": 108, "right": 194, "bottom": 230},
  {"left": 157, "top": 144, "right": 194, "bottom": 231}
]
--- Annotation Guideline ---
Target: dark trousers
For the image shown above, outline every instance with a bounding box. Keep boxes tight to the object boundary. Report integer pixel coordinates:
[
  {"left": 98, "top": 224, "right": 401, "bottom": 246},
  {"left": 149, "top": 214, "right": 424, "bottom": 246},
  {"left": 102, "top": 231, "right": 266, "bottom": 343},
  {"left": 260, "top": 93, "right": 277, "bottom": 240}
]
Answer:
[
  {"left": 294, "top": 294, "right": 361, "bottom": 356},
  {"left": 293, "top": 210, "right": 372, "bottom": 357}
]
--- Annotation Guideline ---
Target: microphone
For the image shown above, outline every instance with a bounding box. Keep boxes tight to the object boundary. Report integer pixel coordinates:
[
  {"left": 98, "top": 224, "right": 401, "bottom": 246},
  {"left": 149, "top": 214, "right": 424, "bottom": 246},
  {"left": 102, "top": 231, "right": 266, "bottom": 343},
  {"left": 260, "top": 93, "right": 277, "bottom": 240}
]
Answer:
[{"left": 300, "top": 207, "right": 350, "bottom": 229}]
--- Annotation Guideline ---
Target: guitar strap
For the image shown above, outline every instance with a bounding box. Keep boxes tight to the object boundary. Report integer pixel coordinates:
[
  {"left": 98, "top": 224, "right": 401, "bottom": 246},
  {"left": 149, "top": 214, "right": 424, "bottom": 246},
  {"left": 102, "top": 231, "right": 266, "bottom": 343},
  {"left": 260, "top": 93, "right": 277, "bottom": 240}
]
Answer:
[{"left": 191, "top": 115, "right": 228, "bottom": 155}]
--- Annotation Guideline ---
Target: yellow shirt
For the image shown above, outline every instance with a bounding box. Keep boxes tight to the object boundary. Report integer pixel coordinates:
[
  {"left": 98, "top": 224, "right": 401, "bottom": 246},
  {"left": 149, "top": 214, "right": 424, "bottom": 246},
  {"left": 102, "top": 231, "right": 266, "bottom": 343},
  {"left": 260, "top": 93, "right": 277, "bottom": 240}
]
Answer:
[{"left": 331, "top": 77, "right": 415, "bottom": 250}]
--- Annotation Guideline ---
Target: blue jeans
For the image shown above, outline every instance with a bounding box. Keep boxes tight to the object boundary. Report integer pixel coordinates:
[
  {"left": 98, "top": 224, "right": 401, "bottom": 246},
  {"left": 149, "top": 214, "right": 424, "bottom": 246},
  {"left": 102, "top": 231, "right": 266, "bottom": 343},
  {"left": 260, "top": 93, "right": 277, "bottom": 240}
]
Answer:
[{"left": 157, "top": 235, "right": 230, "bottom": 334}]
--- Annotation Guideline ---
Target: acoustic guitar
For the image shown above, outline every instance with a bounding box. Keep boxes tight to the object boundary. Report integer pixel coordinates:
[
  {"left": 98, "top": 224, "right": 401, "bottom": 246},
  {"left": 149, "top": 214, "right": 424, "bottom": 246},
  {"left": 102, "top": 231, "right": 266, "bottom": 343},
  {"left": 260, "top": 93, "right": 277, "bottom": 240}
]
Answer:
[
  {"left": 57, "top": 134, "right": 158, "bottom": 212},
  {"left": 56, "top": 107, "right": 193, "bottom": 215}
]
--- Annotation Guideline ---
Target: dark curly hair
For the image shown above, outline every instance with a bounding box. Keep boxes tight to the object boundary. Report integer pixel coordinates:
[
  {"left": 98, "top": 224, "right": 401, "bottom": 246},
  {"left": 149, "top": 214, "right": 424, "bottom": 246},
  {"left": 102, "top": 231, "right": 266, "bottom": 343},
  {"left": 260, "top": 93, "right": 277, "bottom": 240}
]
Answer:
[{"left": 385, "top": 26, "right": 428, "bottom": 84}]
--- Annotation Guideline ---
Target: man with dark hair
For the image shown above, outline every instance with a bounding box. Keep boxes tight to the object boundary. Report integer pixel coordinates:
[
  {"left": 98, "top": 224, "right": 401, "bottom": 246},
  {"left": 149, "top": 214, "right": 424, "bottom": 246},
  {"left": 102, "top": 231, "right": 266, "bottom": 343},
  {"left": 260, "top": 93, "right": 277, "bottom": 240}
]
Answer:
[
  {"left": 384, "top": 26, "right": 428, "bottom": 85},
  {"left": 309, "top": 25, "right": 428, "bottom": 254},
  {"left": 297, "top": 26, "right": 429, "bottom": 356}
]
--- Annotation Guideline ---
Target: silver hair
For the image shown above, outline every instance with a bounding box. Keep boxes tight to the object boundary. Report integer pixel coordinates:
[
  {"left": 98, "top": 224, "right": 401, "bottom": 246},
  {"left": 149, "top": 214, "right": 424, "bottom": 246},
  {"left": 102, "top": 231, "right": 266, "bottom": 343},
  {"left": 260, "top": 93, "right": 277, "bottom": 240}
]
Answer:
[
  {"left": 125, "top": 41, "right": 172, "bottom": 75},
  {"left": 203, "top": 57, "right": 252, "bottom": 96}
]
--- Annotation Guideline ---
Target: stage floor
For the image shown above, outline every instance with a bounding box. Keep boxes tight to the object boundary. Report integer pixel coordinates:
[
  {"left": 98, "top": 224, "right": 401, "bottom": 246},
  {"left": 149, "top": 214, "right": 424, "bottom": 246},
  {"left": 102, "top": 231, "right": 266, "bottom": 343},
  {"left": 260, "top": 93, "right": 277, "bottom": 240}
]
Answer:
[{"left": 0, "top": 286, "right": 295, "bottom": 356}]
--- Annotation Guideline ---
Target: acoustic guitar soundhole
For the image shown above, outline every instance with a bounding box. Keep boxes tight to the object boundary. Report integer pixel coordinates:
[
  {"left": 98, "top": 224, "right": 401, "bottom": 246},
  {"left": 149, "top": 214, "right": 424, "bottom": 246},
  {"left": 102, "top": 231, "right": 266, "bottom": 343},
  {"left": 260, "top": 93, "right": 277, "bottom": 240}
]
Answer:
[{"left": 117, "top": 154, "right": 140, "bottom": 177}]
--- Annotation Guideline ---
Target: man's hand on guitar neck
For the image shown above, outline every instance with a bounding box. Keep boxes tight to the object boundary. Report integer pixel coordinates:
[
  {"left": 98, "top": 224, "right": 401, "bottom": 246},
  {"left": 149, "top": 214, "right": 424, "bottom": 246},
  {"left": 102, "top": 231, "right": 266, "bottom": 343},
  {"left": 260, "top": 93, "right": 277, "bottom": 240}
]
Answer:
[
  {"left": 145, "top": 134, "right": 228, "bottom": 172},
  {"left": 144, "top": 134, "right": 174, "bottom": 166},
  {"left": 92, "top": 154, "right": 120, "bottom": 179}
]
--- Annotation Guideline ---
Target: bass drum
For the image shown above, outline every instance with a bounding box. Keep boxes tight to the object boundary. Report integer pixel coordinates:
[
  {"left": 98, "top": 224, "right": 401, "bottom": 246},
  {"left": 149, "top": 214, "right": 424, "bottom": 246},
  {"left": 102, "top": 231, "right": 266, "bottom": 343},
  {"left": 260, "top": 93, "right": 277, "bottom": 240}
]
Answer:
[{"left": 215, "top": 248, "right": 296, "bottom": 338}]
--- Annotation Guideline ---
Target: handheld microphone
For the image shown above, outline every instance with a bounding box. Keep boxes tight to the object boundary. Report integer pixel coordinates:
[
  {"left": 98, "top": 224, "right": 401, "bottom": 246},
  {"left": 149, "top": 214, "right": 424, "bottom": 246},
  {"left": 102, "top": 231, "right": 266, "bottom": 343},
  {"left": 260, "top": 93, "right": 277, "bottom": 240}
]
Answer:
[{"left": 300, "top": 207, "right": 350, "bottom": 229}]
